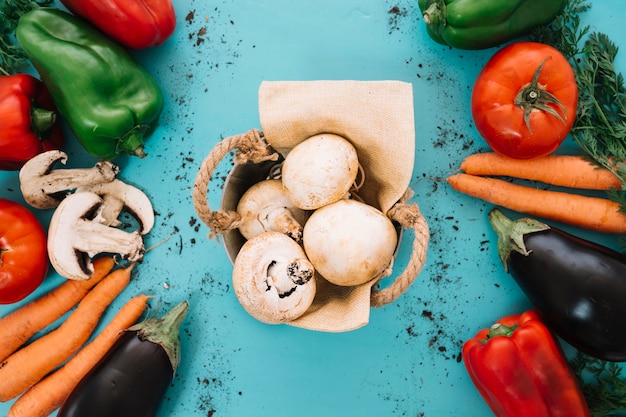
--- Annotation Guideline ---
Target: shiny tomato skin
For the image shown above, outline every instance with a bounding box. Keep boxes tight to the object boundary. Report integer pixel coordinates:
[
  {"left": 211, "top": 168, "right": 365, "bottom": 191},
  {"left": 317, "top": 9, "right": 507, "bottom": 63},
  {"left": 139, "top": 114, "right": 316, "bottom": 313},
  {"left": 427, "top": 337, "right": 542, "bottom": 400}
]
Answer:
[
  {"left": 471, "top": 42, "right": 578, "bottom": 159},
  {"left": 0, "top": 198, "right": 48, "bottom": 304}
]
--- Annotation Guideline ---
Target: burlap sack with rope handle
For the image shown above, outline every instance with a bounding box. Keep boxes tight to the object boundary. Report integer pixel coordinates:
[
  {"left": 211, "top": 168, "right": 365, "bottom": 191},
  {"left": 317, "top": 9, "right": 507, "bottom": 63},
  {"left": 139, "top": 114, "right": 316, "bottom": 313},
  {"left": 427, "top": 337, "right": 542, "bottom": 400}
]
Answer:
[{"left": 193, "top": 81, "right": 429, "bottom": 332}]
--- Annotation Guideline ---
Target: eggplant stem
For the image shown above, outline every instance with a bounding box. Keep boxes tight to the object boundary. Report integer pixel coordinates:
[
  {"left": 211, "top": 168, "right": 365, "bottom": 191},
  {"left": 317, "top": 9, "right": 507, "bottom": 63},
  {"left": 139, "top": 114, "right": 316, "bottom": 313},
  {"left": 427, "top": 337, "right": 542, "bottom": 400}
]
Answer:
[
  {"left": 488, "top": 209, "right": 549, "bottom": 271},
  {"left": 128, "top": 301, "right": 189, "bottom": 374}
]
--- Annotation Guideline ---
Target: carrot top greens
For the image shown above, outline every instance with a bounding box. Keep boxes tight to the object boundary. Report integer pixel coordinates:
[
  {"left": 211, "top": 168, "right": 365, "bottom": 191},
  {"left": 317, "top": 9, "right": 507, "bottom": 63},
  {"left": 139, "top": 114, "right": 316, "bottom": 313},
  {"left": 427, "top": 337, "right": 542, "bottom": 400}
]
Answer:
[
  {"left": 532, "top": 0, "right": 626, "bottom": 213},
  {"left": 570, "top": 351, "right": 626, "bottom": 417},
  {"left": 0, "top": 0, "right": 53, "bottom": 74}
]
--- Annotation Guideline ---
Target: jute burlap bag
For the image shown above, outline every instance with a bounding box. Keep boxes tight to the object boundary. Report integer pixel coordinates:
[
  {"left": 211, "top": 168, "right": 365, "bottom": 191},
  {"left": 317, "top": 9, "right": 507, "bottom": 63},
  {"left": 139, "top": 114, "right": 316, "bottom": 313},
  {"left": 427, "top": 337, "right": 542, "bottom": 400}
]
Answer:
[{"left": 193, "top": 80, "right": 429, "bottom": 332}]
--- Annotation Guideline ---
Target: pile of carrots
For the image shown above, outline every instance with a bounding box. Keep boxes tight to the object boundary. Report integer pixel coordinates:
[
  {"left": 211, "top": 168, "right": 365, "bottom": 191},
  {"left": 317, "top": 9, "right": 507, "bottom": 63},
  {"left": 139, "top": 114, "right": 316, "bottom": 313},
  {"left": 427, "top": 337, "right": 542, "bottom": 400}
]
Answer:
[
  {"left": 0, "top": 256, "right": 150, "bottom": 417},
  {"left": 447, "top": 152, "right": 626, "bottom": 234}
]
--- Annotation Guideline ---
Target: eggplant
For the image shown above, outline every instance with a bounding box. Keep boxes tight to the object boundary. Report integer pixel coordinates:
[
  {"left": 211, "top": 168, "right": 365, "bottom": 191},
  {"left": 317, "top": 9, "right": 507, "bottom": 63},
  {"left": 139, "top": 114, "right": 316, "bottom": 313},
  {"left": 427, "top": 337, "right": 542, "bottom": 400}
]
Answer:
[
  {"left": 488, "top": 209, "right": 626, "bottom": 362},
  {"left": 58, "top": 300, "right": 189, "bottom": 417}
]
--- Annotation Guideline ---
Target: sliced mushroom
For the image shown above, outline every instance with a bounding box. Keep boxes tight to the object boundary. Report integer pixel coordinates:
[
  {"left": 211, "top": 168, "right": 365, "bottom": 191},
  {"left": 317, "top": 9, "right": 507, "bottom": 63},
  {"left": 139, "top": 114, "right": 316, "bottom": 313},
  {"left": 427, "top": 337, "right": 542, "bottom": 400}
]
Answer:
[
  {"left": 303, "top": 199, "right": 398, "bottom": 286},
  {"left": 19, "top": 150, "right": 118, "bottom": 209},
  {"left": 48, "top": 191, "right": 146, "bottom": 280},
  {"left": 232, "top": 232, "right": 316, "bottom": 324},
  {"left": 76, "top": 179, "right": 155, "bottom": 234},
  {"left": 281, "top": 134, "right": 359, "bottom": 210},
  {"left": 236, "top": 179, "right": 308, "bottom": 243}
]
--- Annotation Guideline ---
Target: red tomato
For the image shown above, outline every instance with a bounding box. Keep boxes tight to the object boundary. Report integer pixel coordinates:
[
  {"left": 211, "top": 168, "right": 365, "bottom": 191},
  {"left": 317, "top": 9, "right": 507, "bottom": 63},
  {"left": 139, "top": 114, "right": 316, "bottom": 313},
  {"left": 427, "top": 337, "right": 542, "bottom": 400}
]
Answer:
[
  {"left": 0, "top": 198, "right": 48, "bottom": 303},
  {"left": 471, "top": 42, "right": 578, "bottom": 159}
]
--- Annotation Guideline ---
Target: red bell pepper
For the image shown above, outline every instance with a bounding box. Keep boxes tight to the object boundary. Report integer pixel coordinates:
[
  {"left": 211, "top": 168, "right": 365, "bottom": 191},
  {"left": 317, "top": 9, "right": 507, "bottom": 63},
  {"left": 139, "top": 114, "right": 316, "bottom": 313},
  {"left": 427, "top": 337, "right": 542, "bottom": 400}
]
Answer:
[
  {"left": 59, "top": 0, "right": 177, "bottom": 49},
  {"left": 0, "top": 74, "right": 63, "bottom": 171},
  {"left": 462, "top": 310, "right": 590, "bottom": 417}
]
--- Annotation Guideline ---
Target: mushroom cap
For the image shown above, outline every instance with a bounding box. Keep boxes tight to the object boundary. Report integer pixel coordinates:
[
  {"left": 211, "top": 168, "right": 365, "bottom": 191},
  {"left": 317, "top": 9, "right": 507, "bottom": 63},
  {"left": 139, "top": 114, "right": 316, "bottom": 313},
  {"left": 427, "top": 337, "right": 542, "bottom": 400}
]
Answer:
[
  {"left": 76, "top": 179, "right": 155, "bottom": 234},
  {"left": 236, "top": 179, "right": 308, "bottom": 241},
  {"left": 232, "top": 232, "right": 316, "bottom": 324},
  {"left": 281, "top": 134, "right": 359, "bottom": 210},
  {"left": 302, "top": 199, "right": 398, "bottom": 286},
  {"left": 48, "top": 191, "right": 146, "bottom": 280}
]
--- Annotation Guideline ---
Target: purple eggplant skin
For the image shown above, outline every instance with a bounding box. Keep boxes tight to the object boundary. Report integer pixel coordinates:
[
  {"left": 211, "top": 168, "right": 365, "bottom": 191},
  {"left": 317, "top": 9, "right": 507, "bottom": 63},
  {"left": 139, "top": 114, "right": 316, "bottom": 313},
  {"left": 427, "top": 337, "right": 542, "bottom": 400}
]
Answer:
[
  {"left": 489, "top": 209, "right": 626, "bottom": 362},
  {"left": 58, "top": 300, "right": 189, "bottom": 417}
]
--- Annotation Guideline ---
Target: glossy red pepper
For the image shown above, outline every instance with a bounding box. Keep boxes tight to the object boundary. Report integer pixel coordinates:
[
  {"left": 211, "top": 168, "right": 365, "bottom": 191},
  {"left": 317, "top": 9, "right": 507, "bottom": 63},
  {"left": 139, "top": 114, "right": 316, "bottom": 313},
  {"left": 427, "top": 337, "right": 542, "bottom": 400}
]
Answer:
[
  {"left": 462, "top": 310, "right": 590, "bottom": 417},
  {"left": 0, "top": 74, "right": 63, "bottom": 171},
  {"left": 60, "top": 0, "right": 177, "bottom": 49}
]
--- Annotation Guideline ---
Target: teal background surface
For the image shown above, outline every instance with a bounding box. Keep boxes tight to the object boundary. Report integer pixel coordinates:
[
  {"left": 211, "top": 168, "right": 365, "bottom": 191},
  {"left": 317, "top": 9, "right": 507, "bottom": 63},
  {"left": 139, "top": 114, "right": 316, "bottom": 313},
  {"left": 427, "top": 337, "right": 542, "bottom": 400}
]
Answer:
[{"left": 1, "top": 1, "right": 625, "bottom": 416}]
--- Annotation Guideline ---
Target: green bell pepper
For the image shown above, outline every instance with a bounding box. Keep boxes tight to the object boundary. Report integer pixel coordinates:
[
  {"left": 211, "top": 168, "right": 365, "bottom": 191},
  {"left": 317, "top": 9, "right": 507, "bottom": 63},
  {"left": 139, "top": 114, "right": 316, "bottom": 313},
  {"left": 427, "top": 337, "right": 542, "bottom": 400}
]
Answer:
[
  {"left": 417, "top": 0, "right": 566, "bottom": 50},
  {"left": 16, "top": 8, "right": 164, "bottom": 160}
]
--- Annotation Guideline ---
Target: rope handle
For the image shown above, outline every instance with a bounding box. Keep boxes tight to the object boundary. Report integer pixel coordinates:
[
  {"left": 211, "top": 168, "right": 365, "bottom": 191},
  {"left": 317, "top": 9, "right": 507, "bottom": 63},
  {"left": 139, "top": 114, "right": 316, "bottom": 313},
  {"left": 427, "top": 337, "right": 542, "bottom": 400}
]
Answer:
[
  {"left": 192, "top": 129, "right": 429, "bottom": 307},
  {"left": 193, "top": 129, "right": 279, "bottom": 238},
  {"left": 370, "top": 202, "right": 429, "bottom": 307}
]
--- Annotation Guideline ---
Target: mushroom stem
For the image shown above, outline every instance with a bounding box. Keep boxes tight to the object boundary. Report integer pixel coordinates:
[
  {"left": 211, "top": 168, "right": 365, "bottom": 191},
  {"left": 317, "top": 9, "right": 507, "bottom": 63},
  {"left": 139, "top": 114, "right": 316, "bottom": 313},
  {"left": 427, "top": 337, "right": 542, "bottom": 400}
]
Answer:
[
  {"left": 36, "top": 163, "right": 119, "bottom": 193},
  {"left": 73, "top": 220, "right": 145, "bottom": 262},
  {"left": 264, "top": 208, "right": 304, "bottom": 243},
  {"left": 268, "top": 258, "right": 314, "bottom": 297},
  {"left": 20, "top": 150, "right": 118, "bottom": 209},
  {"left": 95, "top": 197, "right": 124, "bottom": 228},
  {"left": 236, "top": 179, "right": 307, "bottom": 242}
]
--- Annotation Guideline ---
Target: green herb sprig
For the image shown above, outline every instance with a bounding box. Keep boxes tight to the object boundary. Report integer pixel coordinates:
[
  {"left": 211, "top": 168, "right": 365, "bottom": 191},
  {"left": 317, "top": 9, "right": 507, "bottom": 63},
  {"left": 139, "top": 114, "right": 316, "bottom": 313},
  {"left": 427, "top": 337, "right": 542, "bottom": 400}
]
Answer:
[
  {"left": 0, "top": 0, "right": 52, "bottom": 75},
  {"left": 532, "top": 0, "right": 626, "bottom": 213},
  {"left": 570, "top": 351, "right": 626, "bottom": 417}
]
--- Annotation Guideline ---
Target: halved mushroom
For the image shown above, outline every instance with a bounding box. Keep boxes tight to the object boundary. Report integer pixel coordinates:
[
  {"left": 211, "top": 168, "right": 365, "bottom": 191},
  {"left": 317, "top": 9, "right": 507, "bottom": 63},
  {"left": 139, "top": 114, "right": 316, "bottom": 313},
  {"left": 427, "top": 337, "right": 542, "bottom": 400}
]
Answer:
[
  {"left": 48, "top": 191, "right": 146, "bottom": 280},
  {"left": 76, "top": 179, "right": 155, "bottom": 234},
  {"left": 302, "top": 199, "right": 398, "bottom": 286},
  {"left": 281, "top": 134, "right": 359, "bottom": 210},
  {"left": 236, "top": 179, "right": 308, "bottom": 243},
  {"left": 19, "top": 150, "right": 118, "bottom": 209},
  {"left": 232, "top": 232, "right": 316, "bottom": 324}
]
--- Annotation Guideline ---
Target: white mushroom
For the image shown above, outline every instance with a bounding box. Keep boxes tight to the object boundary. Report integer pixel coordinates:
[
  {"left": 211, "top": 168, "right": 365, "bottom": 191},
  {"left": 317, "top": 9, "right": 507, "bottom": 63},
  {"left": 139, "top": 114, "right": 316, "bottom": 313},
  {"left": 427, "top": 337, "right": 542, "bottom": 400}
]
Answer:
[
  {"left": 302, "top": 199, "right": 398, "bottom": 286},
  {"left": 236, "top": 179, "right": 308, "bottom": 243},
  {"left": 19, "top": 150, "right": 118, "bottom": 209},
  {"left": 48, "top": 191, "right": 146, "bottom": 280},
  {"left": 281, "top": 134, "right": 359, "bottom": 210},
  {"left": 232, "top": 232, "right": 316, "bottom": 324},
  {"left": 76, "top": 179, "right": 155, "bottom": 234}
]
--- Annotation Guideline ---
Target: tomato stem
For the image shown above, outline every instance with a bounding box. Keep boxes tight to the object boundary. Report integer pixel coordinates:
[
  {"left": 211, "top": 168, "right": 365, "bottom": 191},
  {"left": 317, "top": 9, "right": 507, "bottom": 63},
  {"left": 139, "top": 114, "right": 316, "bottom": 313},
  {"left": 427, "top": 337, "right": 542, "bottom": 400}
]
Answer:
[
  {"left": 0, "top": 247, "right": 7, "bottom": 266},
  {"left": 514, "top": 57, "right": 568, "bottom": 133}
]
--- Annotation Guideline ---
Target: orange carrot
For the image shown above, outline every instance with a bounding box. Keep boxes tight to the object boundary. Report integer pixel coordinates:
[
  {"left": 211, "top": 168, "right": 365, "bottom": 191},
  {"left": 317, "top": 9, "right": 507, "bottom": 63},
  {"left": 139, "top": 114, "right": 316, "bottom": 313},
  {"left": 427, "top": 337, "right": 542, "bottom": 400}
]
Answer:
[
  {"left": 7, "top": 294, "right": 150, "bottom": 417},
  {"left": 0, "top": 263, "right": 134, "bottom": 401},
  {"left": 0, "top": 256, "right": 116, "bottom": 362},
  {"left": 447, "top": 173, "right": 626, "bottom": 234},
  {"left": 460, "top": 153, "right": 623, "bottom": 190}
]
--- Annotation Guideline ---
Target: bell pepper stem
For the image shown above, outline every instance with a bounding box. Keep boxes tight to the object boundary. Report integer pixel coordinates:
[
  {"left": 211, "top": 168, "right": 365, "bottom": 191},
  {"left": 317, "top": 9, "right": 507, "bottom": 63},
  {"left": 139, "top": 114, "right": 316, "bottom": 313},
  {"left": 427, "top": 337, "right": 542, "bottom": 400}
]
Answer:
[
  {"left": 487, "top": 323, "right": 518, "bottom": 339},
  {"left": 31, "top": 107, "right": 56, "bottom": 135},
  {"left": 422, "top": 1, "right": 445, "bottom": 27},
  {"left": 118, "top": 126, "right": 148, "bottom": 158}
]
